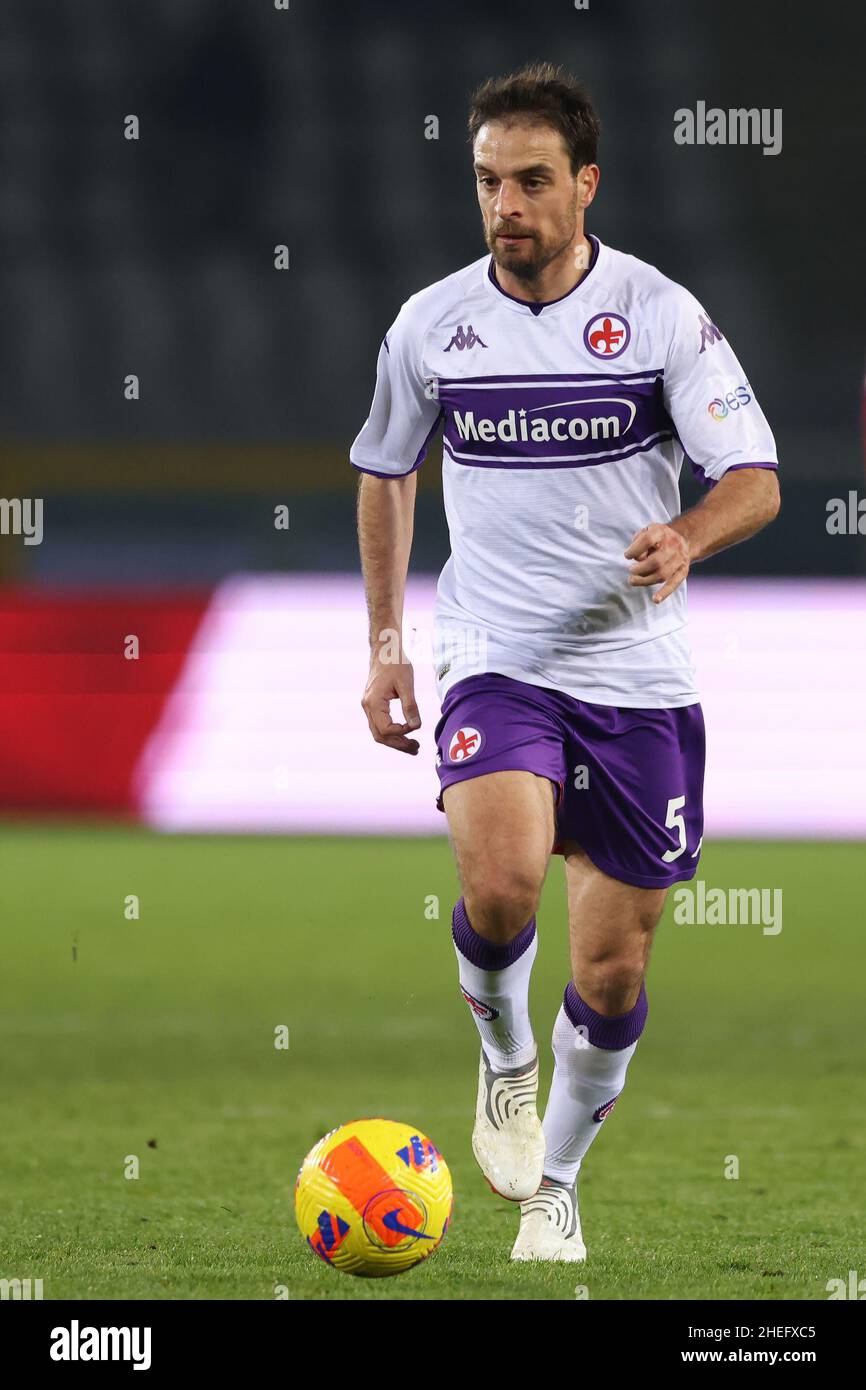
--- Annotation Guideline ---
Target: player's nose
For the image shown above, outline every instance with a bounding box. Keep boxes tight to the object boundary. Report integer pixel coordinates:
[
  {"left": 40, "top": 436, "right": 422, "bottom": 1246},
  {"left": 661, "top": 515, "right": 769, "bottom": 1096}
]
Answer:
[{"left": 493, "top": 181, "right": 525, "bottom": 218}]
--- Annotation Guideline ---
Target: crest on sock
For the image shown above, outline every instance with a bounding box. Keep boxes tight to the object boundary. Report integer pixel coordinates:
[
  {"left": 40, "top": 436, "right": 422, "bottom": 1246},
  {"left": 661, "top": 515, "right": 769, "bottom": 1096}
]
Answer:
[
  {"left": 460, "top": 986, "right": 500, "bottom": 1021},
  {"left": 592, "top": 1093, "right": 621, "bottom": 1123}
]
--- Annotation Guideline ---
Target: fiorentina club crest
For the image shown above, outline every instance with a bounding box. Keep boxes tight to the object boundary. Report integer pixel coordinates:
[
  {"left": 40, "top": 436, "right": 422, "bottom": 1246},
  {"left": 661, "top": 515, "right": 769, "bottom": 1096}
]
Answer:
[
  {"left": 460, "top": 987, "right": 500, "bottom": 1021},
  {"left": 448, "top": 726, "right": 483, "bottom": 762},
  {"left": 583, "top": 312, "right": 631, "bottom": 360},
  {"left": 592, "top": 1094, "right": 621, "bottom": 1123}
]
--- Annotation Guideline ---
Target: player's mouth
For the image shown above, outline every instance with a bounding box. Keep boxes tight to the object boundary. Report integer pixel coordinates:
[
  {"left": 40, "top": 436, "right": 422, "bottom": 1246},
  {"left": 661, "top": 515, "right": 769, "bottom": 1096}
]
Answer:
[{"left": 496, "top": 233, "right": 531, "bottom": 245}]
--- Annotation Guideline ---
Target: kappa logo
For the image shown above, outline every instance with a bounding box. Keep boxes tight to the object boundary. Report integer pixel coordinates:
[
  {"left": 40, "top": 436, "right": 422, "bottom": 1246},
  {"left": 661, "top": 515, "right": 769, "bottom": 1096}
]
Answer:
[
  {"left": 460, "top": 987, "right": 500, "bottom": 1021},
  {"left": 448, "top": 726, "right": 483, "bottom": 762},
  {"left": 583, "top": 313, "right": 631, "bottom": 360},
  {"left": 698, "top": 313, "right": 724, "bottom": 354},
  {"left": 444, "top": 324, "right": 488, "bottom": 352},
  {"left": 592, "top": 1094, "right": 621, "bottom": 1123}
]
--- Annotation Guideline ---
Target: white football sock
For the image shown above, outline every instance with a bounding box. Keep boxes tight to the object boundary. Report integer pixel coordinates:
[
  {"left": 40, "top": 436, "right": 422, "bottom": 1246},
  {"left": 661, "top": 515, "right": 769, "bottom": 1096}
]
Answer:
[
  {"left": 451, "top": 897, "right": 537, "bottom": 1071},
  {"left": 542, "top": 982, "right": 647, "bottom": 1186}
]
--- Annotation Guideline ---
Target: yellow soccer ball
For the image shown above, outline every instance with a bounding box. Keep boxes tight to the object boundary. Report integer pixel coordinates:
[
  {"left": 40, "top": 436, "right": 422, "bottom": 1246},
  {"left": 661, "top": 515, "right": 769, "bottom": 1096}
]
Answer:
[{"left": 294, "top": 1118, "right": 453, "bottom": 1277}]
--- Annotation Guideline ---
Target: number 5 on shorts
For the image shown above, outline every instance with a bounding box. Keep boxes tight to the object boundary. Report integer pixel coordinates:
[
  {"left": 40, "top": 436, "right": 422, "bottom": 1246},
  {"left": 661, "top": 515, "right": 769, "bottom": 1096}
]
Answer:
[{"left": 661, "top": 795, "right": 687, "bottom": 863}]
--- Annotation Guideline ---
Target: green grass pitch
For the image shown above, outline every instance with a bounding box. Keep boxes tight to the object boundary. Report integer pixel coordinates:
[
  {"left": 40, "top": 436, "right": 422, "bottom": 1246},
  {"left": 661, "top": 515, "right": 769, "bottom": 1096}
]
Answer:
[{"left": 1, "top": 826, "right": 863, "bottom": 1301}]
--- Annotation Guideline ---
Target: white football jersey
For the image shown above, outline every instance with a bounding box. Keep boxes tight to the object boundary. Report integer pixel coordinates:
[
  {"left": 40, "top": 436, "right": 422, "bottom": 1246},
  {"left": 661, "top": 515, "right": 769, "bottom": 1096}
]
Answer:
[{"left": 350, "top": 235, "right": 777, "bottom": 708}]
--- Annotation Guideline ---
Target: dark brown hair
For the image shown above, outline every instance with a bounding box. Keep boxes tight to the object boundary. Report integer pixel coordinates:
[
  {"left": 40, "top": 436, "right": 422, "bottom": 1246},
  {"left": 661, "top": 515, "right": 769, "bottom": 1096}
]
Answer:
[{"left": 467, "top": 61, "right": 601, "bottom": 174}]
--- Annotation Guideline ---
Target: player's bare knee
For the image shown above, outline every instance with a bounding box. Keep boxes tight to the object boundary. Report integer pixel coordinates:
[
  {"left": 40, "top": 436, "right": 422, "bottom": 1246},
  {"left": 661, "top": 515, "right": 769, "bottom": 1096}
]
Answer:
[
  {"left": 464, "top": 871, "right": 541, "bottom": 944},
  {"left": 572, "top": 958, "right": 645, "bottom": 1016}
]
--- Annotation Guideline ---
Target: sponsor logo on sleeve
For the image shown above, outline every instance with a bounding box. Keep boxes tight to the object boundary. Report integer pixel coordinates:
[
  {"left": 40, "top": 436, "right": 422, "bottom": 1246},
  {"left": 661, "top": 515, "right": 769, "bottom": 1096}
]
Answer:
[{"left": 707, "top": 383, "right": 752, "bottom": 420}]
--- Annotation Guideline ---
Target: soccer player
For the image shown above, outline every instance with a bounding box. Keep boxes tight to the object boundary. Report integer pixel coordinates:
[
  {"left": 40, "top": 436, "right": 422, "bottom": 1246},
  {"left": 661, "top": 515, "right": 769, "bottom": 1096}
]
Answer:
[{"left": 352, "top": 63, "right": 779, "bottom": 1262}]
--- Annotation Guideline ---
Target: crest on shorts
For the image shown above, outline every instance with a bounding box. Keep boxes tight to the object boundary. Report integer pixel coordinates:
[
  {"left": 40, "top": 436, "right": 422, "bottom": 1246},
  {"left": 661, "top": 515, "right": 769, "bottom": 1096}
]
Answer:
[{"left": 448, "top": 726, "right": 483, "bottom": 763}]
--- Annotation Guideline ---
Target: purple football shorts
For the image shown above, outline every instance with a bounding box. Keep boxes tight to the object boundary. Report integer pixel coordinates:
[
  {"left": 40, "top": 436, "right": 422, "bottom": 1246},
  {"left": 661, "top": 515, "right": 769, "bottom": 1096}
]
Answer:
[{"left": 434, "top": 672, "right": 705, "bottom": 889}]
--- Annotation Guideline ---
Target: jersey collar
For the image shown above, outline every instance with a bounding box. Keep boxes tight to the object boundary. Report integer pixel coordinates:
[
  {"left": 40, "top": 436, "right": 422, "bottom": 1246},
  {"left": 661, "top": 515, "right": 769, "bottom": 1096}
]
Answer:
[{"left": 483, "top": 233, "right": 601, "bottom": 316}]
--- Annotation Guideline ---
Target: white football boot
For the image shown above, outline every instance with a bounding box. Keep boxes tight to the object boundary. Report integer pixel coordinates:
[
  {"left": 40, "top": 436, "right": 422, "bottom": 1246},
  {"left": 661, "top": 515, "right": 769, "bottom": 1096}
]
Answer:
[
  {"left": 510, "top": 1175, "right": 587, "bottom": 1262},
  {"left": 472, "top": 1048, "right": 545, "bottom": 1201}
]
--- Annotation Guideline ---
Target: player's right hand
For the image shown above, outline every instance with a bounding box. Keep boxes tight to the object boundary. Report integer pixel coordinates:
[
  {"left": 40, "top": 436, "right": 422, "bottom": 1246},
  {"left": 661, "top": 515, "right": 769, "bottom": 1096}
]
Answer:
[{"left": 361, "top": 653, "right": 422, "bottom": 754}]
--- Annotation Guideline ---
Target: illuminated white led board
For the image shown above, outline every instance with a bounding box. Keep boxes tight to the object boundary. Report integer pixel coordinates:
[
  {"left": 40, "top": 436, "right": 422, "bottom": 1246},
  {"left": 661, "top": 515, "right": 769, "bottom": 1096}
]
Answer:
[{"left": 136, "top": 575, "right": 866, "bottom": 838}]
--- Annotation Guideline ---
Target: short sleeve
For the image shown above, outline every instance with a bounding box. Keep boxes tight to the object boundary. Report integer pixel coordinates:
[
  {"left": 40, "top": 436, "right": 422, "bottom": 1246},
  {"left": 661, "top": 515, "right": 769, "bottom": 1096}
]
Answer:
[
  {"left": 663, "top": 288, "right": 778, "bottom": 487},
  {"left": 349, "top": 301, "right": 443, "bottom": 477}
]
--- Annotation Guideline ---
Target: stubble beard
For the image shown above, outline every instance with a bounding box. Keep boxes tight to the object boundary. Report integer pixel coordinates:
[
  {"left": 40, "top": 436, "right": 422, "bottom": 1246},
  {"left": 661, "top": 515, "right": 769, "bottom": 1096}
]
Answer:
[{"left": 486, "top": 204, "right": 580, "bottom": 287}]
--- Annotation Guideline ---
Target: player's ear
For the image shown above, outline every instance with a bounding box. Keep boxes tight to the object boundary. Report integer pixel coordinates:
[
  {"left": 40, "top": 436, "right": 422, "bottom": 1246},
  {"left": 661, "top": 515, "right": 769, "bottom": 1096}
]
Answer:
[{"left": 576, "top": 163, "right": 600, "bottom": 210}]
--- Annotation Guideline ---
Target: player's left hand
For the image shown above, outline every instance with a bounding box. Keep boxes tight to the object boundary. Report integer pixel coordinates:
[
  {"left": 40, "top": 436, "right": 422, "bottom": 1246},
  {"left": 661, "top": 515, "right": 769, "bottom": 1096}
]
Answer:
[{"left": 624, "top": 523, "right": 691, "bottom": 604}]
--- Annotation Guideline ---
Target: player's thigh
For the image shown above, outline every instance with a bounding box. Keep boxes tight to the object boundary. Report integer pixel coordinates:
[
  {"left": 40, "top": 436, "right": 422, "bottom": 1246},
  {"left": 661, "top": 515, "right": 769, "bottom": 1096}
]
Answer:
[
  {"left": 562, "top": 842, "right": 667, "bottom": 1008},
  {"left": 443, "top": 770, "right": 556, "bottom": 927}
]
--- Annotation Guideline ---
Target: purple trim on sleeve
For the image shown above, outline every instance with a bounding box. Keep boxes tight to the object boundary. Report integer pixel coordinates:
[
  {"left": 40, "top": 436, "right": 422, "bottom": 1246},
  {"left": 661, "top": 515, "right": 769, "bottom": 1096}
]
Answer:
[
  {"left": 689, "top": 459, "right": 714, "bottom": 488},
  {"left": 690, "top": 459, "right": 779, "bottom": 490},
  {"left": 726, "top": 461, "right": 778, "bottom": 472},
  {"left": 563, "top": 979, "right": 648, "bottom": 1050},
  {"left": 452, "top": 896, "right": 536, "bottom": 970},
  {"left": 351, "top": 459, "right": 421, "bottom": 479},
  {"left": 350, "top": 407, "right": 444, "bottom": 479}
]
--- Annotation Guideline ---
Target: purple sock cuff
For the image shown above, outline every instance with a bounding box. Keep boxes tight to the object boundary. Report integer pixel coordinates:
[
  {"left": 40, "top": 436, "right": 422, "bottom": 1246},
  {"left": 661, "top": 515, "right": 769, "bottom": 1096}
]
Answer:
[
  {"left": 563, "top": 979, "right": 648, "bottom": 1050},
  {"left": 451, "top": 897, "right": 536, "bottom": 970}
]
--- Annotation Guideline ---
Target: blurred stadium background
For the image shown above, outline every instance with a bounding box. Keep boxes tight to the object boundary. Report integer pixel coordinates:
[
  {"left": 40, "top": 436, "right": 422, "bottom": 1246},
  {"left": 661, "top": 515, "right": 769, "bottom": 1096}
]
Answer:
[{"left": 1, "top": 0, "right": 865, "bottom": 831}]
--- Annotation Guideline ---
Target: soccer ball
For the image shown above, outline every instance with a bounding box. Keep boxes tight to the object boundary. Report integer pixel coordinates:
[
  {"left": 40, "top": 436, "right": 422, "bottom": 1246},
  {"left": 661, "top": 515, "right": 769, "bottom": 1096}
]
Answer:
[{"left": 294, "top": 1118, "right": 453, "bottom": 1277}]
